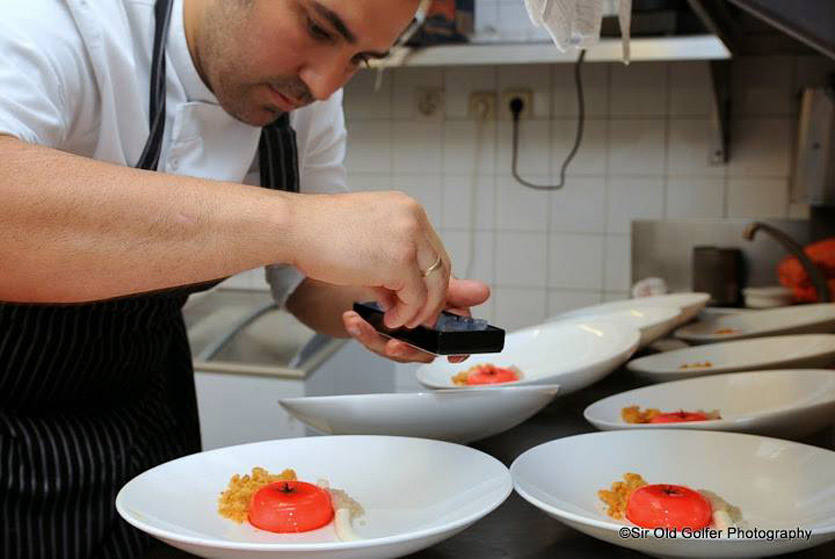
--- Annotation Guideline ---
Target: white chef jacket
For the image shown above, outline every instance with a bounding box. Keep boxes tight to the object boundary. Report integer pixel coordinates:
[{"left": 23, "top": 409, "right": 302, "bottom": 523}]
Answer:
[{"left": 0, "top": 0, "right": 349, "bottom": 306}]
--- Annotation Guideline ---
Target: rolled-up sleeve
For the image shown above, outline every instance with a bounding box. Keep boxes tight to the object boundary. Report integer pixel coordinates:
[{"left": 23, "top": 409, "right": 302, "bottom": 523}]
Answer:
[{"left": 266, "top": 90, "right": 349, "bottom": 307}]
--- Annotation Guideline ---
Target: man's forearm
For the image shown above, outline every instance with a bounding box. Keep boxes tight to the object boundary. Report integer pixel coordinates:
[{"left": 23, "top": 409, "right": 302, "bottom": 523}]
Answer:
[
  {"left": 0, "top": 136, "right": 296, "bottom": 303},
  {"left": 286, "top": 278, "right": 375, "bottom": 338}
]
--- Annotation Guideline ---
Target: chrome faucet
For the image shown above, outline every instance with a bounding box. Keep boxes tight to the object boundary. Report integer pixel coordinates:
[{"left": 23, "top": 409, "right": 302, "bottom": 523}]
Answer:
[{"left": 743, "top": 221, "right": 832, "bottom": 303}]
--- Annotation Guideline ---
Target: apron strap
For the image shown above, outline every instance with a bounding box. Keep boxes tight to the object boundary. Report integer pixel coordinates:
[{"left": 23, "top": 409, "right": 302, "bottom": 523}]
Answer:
[{"left": 136, "top": 0, "right": 174, "bottom": 171}]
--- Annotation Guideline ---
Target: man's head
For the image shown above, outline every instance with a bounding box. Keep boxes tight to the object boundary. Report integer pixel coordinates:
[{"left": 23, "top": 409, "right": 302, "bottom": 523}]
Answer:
[{"left": 188, "top": 0, "right": 420, "bottom": 126}]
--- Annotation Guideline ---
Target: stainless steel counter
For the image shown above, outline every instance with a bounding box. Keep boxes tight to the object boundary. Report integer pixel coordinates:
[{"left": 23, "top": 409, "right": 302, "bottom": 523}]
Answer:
[{"left": 144, "top": 361, "right": 835, "bottom": 559}]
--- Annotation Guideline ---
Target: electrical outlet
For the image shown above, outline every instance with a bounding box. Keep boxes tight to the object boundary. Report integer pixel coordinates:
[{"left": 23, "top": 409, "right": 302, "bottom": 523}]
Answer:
[
  {"left": 415, "top": 87, "right": 444, "bottom": 121},
  {"left": 468, "top": 92, "right": 497, "bottom": 120},
  {"left": 501, "top": 89, "right": 533, "bottom": 120}
]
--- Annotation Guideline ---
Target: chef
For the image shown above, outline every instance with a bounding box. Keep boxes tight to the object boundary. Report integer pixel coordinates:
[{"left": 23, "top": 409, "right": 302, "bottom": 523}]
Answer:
[{"left": 0, "top": 1, "right": 490, "bottom": 557}]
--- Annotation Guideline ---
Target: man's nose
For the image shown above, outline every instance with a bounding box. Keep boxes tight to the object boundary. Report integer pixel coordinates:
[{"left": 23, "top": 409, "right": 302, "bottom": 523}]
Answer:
[{"left": 298, "top": 59, "right": 351, "bottom": 102}]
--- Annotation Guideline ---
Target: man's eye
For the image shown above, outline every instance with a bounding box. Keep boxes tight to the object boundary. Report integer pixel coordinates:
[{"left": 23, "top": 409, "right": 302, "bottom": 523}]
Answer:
[
  {"left": 307, "top": 19, "right": 332, "bottom": 41},
  {"left": 351, "top": 54, "right": 371, "bottom": 68}
]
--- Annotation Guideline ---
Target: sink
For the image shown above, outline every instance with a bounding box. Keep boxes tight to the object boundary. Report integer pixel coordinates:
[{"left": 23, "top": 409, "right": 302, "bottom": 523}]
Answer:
[{"left": 183, "top": 288, "right": 344, "bottom": 378}]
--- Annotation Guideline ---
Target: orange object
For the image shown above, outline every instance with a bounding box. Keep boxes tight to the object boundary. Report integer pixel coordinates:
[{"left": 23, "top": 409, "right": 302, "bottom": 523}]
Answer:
[
  {"left": 248, "top": 481, "right": 334, "bottom": 533},
  {"left": 649, "top": 411, "right": 711, "bottom": 424},
  {"left": 460, "top": 364, "right": 520, "bottom": 385},
  {"left": 777, "top": 238, "right": 835, "bottom": 302},
  {"left": 626, "top": 484, "right": 712, "bottom": 530}
]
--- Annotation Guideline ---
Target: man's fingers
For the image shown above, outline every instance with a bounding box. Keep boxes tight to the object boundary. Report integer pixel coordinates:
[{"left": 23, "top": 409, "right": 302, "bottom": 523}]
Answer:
[{"left": 343, "top": 311, "right": 435, "bottom": 364}]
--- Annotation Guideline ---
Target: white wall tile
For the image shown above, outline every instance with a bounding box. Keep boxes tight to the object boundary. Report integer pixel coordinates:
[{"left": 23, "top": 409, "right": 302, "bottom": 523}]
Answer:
[
  {"left": 548, "top": 234, "right": 604, "bottom": 290},
  {"left": 608, "top": 119, "right": 665, "bottom": 176},
  {"left": 496, "top": 176, "right": 550, "bottom": 232},
  {"left": 553, "top": 63, "right": 609, "bottom": 118},
  {"left": 728, "top": 118, "right": 793, "bottom": 178},
  {"left": 497, "top": 119, "right": 551, "bottom": 178},
  {"left": 669, "top": 61, "right": 712, "bottom": 117},
  {"left": 392, "top": 121, "right": 443, "bottom": 173},
  {"left": 348, "top": 172, "right": 393, "bottom": 192},
  {"left": 550, "top": 177, "right": 606, "bottom": 234},
  {"left": 392, "top": 174, "right": 444, "bottom": 227},
  {"left": 441, "top": 230, "right": 495, "bottom": 284},
  {"left": 666, "top": 178, "right": 725, "bottom": 219},
  {"left": 442, "top": 175, "right": 496, "bottom": 230},
  {"left": 610, "top": 62, "right": 669, "bottom": 117},
  {"left": 391, "top": 67, "right": 443, "bottom": 120},
  {"left": 343, "top": 69, "right": 391, "bottom": 120},
  {"left": 493, "top": 286, "right": 548, "bottom": 331},
  {"left": 603, "top": 290, "right": 631, "bottom": 302},
  {"left": 668, "top": 118, "right": 724, "bottom": 177},
  {"left": 443, "top": 120, "right": 496, "bottom": 175},
  {"left": 604, "top": 235, "right": 631, "bottom": 291},
  {"left": 727, "top": 178, "right": 789, "bottom": 218},
  {"left": 444, "top": 66, "right": 497, "bottom": 119},
  {"left": 344, "top": 121, "right": 391, "bottom": 174},
  {"left": 732, "top": 56, "right": 795, "bottom": 117},
  {"left": 495, "top": 232, "right": 548, "bottom": 288},
  {"left": 788, "top": 202, "right": 811, "bottom": 219},
  {"left": 497, "top": 64, "right": 552, "bottom": 119},
  {"left": 547, "top": 290, "right": 602, "bottom": 317},
  {"left": 551, "top": 119, "right": 607, "bottom": 176},
  {"left": 606, "top": 178, "right": 665, "bottom": 234}
]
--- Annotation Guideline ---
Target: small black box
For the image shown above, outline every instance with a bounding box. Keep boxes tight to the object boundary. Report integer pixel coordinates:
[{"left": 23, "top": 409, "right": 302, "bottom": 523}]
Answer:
[{"left": 353, "top": 301, "right": 505, "bottom": 356}]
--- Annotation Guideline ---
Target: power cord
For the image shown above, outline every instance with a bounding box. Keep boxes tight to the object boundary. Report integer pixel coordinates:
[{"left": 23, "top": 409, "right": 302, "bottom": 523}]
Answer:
[{"left": 510, "top": 49, "right": 587, "bottom": 191}]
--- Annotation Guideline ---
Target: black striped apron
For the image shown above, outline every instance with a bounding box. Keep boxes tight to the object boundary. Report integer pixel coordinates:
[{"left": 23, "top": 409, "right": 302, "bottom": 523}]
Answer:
[{"left": 0, "top": 0, "right": 300, "bottom": 556}]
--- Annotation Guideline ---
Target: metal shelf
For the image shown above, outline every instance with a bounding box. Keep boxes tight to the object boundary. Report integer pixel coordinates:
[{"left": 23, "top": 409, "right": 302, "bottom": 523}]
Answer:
[{"left": 370, "top": 35, "right": 730, "bottom": 68}]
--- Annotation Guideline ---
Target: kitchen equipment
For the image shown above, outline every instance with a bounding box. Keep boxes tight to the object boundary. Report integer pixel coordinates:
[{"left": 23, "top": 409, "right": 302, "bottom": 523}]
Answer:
[
  {"left": 416, "top": 318, "right": 640, "bottom": 393},
  {"left": 584, "top": 369, "right": 835, "bottom": 439},
  {"left": 692, "top": 246, "right": 744, "bottom": 307},
  {"left": 511, "top": 430, "right": 835, "bottom": 558},
  {"left": 280, "top": 384, "right": 559, "bottom": 444},
  {"left": 184, "top": 289, "right": 394, "bottom": 449},
  {"left": 627, "top": 334, "right": 835, "bottom": 381},
  {"left": 117, "top": 435, "right": 512, "bottom": 559}
]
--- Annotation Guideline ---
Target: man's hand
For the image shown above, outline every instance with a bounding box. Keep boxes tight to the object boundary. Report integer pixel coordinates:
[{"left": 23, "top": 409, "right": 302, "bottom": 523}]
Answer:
[
  {"left": 288, "top": 191, "right": 451, "bottom": 331},
  {"left": 341, "top": 278, "right": 491, "bottom": 364}
]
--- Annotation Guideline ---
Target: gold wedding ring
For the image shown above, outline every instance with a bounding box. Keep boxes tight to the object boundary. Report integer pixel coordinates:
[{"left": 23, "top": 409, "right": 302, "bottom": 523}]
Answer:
[{"left": 421, "top": 253, "right": 443, "bottom": 277}]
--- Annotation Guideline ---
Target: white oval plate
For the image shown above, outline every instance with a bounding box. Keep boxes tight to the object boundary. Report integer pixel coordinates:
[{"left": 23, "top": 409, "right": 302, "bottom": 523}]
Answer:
[
  {"left": 675, "top": 303, "right": 835, "bottom": 344},
  {"left": 554, "top": 306, "right": 682, "bottom": 348},
  {"left": 116, "top": 436, "right": 512, "bottom": 559},
  {"left": 584, "top": 370, "right": 835, "bottom": 439},
  {"left": 549, "top": 293, "right": 709, "bottom": 326},
  {"left": 280, "top": 385, "right": 559, "bottom": 444},
  {"left": 415, "top": 319, "right": 640, "bottom": 394},
  {"left": 511, "top": 430, "right": 835, "bottom": 558},
  {"left": 627, "top": 334, "right": 835, "bottom": 382}
]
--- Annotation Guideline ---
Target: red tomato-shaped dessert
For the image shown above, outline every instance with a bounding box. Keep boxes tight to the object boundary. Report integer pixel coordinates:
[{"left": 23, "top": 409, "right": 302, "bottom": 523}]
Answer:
[
  {"left": 248, "top": 481, "right": 333, "bottom": 533},
  {"left": 626, "top": 484, "right": 712, "bottom": 530},
  {"left": 466, "top": 364, "right": 519, "bottom": 385}
]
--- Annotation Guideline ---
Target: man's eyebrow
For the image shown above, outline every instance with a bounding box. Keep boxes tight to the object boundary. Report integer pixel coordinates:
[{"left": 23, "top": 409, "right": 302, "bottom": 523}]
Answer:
[{"left": 310, "top": 1, "right": 356, "bottom": 44}]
